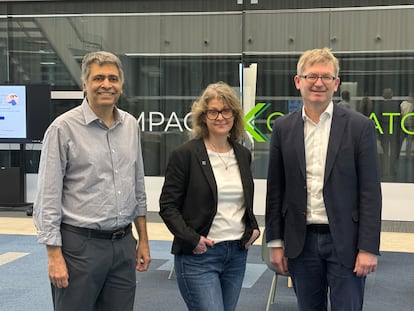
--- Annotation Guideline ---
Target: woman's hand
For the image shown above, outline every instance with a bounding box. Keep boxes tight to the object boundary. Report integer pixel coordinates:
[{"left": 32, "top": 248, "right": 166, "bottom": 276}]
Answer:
[
  {"left": 193, "top": 236, "right": 215, "bottom": 254},
  {"left": 244, "top": 229, "right": 260, "bottom": 249}
]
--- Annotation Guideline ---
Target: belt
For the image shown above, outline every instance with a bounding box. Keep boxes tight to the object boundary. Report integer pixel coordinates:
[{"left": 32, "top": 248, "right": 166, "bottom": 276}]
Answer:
[
  {"left": 61, "top": 223, "right": 132, "bottom": 240},
  {"left": 307, "top": 224, "right": 330, "bottom": 234}
]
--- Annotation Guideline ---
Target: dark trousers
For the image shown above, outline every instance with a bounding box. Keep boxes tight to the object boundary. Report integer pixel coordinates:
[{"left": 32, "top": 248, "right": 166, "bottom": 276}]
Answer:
[
  {"left": 288, "top": 230, "right": 366, "bottom": 311},
  {"left": 52, "top": 227, "right": 137, "bottom": 311}
]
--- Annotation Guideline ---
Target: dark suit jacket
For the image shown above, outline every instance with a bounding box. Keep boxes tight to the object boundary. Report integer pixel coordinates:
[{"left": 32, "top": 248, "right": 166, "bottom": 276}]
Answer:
[
  {"left": 159, "top": 138, "right": 259, "bottom": 255},
  {"left": 265, "top": 104, "right": 382, "bottom": 268}
]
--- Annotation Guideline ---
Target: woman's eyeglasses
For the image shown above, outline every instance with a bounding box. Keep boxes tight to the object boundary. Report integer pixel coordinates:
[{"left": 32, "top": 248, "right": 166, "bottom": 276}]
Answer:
[{"left": 205, "top": 109, "right": 234, "bottom": 120}]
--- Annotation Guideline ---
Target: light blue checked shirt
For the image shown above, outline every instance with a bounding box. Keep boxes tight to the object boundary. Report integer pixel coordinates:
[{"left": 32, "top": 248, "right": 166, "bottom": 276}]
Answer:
[{"left": 33, "top": 98, "right": 147, "bottom": 246}]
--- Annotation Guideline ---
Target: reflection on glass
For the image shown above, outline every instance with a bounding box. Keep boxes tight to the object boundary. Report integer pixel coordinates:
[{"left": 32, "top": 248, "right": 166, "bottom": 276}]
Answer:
[{"left": 0, "top": 4, "right": 413, "bottom": 183}]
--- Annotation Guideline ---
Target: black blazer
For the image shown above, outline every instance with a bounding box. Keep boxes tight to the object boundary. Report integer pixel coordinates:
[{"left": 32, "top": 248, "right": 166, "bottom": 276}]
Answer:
[
  {"left": 265, "top": 104, "right": 382, "bottom": 268},
  {"left": 159, "top": 138, "right": 259, "bottom": 255}
]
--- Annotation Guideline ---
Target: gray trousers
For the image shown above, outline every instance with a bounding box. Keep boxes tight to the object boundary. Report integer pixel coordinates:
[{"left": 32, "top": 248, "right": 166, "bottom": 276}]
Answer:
[{"left": 52, "top": 226, "right": 137, "bottom": 311}]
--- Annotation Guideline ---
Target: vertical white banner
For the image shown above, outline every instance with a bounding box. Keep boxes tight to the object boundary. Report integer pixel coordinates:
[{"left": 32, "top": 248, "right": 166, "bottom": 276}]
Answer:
[{"left": 240, "top": 63, "right": 258, "bottom": 150}]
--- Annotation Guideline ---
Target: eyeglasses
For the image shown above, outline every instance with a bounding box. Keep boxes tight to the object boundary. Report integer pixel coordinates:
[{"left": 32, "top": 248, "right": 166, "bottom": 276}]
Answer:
[
  {"left": 205, "top": 109, "right": 234, "bottom": 120},
  {"left": 299, "top": 74, "right": 337, "bottom": 84}
]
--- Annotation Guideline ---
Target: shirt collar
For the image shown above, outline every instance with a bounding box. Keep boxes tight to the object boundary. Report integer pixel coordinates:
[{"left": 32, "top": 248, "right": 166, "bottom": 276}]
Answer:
[
  {"left": 81, "top": 98, "right": 123, "bottom": 125},
  {"left": 302, "top": 101, "right": 334, "bottom": 122}
]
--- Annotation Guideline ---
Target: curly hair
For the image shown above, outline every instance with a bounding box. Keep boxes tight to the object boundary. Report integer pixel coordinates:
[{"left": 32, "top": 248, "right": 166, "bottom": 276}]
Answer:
[{"left": 191, "top": 82, "right": 245, "bottom": 142}]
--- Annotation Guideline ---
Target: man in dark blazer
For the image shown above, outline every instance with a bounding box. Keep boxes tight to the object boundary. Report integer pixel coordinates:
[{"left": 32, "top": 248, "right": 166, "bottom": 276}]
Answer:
[{"left": 265, "top": 48, "right": 382, "bottom": 311}]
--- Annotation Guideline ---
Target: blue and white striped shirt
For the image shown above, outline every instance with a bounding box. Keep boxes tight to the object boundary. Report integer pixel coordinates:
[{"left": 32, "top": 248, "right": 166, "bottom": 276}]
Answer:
[{"left": 34, "top": 98, "right": 147, "bottom": 246}]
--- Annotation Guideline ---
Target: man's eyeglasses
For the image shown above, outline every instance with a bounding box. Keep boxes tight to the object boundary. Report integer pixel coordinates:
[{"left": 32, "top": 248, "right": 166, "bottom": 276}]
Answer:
[
  {"left": 299, "top": 74, "right": 337, "bottom": 84},
  {"left": 205, "top": 109, "right": 234, "bottom": 120}
]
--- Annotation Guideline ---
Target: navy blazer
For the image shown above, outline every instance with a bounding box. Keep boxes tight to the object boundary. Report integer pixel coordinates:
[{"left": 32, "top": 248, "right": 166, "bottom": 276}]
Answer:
[
  {"left": 265, "top": 104, "right": 382, "bottom": 268},
  {"left": 160, "top": 138, "right": 259, "bottom": 255}
]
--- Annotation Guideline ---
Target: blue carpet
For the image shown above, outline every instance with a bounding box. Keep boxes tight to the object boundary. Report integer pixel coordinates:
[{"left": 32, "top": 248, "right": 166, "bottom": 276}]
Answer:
[{"left": 0, "top": 234, "right": 413, "bottom": 311}]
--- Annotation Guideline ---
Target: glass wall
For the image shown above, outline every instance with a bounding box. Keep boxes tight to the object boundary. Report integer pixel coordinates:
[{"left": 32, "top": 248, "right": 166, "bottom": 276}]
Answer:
[{"left": 1, "top": 1, "right": 414, "bottom": 183}]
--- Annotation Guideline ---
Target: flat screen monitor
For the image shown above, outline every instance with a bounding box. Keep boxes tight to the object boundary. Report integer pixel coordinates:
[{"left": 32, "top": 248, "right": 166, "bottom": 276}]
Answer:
[{"left": 0, "top": 84, "right": 51, "bottom": 143}]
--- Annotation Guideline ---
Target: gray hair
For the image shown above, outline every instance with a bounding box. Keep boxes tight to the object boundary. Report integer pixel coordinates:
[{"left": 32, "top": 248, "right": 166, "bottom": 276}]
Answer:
[{"left": 81, "top": 51, "right": 124, "bottom": 83}]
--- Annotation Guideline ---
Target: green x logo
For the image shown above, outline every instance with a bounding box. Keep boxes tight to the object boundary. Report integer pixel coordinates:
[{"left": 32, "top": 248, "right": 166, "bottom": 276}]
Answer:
[{"left": 243, "top": 103, "right": 271, "bottom": 142}]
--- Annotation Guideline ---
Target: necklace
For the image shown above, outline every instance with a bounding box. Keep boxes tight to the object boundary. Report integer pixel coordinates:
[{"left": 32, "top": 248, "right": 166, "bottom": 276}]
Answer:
[{"left": 210, "top": 142, "right": 231, "bottom": 170}]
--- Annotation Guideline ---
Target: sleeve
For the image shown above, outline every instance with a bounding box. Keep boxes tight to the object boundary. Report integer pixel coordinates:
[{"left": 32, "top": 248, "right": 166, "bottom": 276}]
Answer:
[
  {"left": 159, "top": 148, "right": 200, "bottom": 248},
  {"left": 356, "top": 119, "right": 382, "bottom": 255},
  {"left": 135, "top": 125, "right": 147, "bottom": 216},
  {"left": 32, "top": 125, "right": 67, "bottom": 246},
  {"left": 265, "top": 120, "right": 286, "bottom": 243}
]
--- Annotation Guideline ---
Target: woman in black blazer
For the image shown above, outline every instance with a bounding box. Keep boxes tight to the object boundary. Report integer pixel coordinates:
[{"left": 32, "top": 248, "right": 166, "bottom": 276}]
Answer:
[{"left": 159, "top": 82, "right": 260, "bottom": 311}]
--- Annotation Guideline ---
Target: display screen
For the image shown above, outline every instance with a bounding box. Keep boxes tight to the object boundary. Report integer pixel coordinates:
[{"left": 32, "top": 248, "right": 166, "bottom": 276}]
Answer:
[
  {"left": 0, "top": 85, "right": 27, "bottom": 140},
  {"left": 0, "top": 84, "right": 50, "bottom": 143}
]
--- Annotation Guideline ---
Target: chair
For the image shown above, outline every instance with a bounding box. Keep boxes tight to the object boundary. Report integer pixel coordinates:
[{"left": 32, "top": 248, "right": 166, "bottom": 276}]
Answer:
[
  {"left": 261, "top": 230, "right": 292, "bottom": 311},
  {"left": 168, "top": 266, "right": 175, "bottom": 279}
]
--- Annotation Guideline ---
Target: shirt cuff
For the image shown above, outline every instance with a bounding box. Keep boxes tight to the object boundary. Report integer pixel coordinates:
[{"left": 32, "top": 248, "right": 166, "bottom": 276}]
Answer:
[
  {"left": 36, "top": 230, "right": 62, "bottom": 247},
  {"left": 267, "top": 239, "right": 284, "bottom": 248},
  {"left": 136, "top": 204, "right": 147, "bottom": 217}
]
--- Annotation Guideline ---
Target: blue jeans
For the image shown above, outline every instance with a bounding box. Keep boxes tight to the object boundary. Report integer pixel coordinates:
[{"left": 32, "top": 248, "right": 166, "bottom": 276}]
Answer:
[
  {"left": 174, "top": 240, "right": 248, "bottom": 311},
  {"left": 288, "top": 230, "right": 366, "bottom": 311}
]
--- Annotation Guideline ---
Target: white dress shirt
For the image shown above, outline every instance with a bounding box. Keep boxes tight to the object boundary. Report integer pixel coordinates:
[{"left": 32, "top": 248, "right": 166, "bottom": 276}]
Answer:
[
  {"left": 267, "top": 102, "right": 333, "bottom": 248},
  {"left": 303, "top": 102, "right": 333, "bottom": 224}
]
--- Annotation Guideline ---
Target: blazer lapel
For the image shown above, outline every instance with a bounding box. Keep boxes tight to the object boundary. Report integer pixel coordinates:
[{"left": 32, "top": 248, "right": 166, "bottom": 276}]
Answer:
[
  {"left": 292, "top": 111, "right": 306, "bottom": 179},
  {"left": 232, "top": 143, "right": 251, "bottom": 199},
  {"left": 194, "top": 139, "right": 217, "bottom": 203},
  {"left": 324, "top": 106, "right": 347, "bottom": 184}
]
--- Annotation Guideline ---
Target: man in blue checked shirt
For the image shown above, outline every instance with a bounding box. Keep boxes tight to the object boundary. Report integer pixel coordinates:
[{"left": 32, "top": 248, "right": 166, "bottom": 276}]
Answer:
[{"left": 33, "top": 51, "right": 150, "bottom": 311}]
